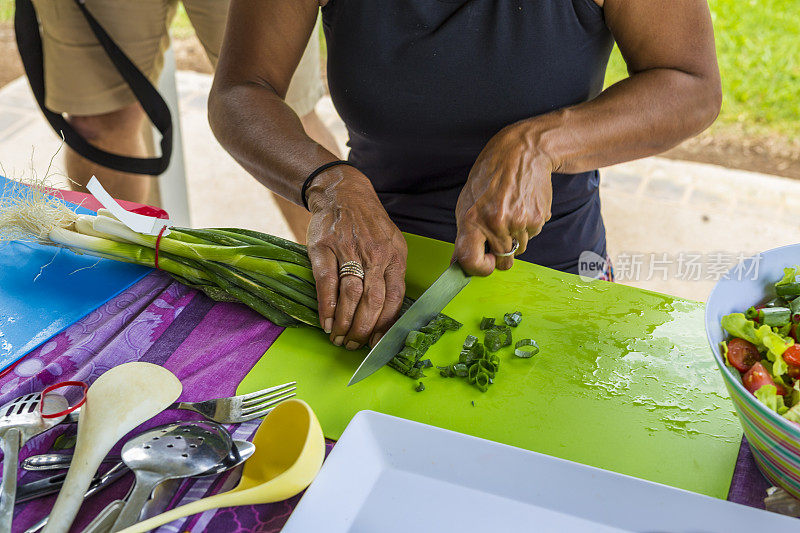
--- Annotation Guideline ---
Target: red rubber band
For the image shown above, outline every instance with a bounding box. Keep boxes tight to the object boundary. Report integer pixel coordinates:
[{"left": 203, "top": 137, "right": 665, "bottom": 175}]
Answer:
[
  {"left": 39, "top": 381, "right": 89, "bottom": 419},
  {"left": 154, "top": 225, "right": 167, "bottom": 271}
]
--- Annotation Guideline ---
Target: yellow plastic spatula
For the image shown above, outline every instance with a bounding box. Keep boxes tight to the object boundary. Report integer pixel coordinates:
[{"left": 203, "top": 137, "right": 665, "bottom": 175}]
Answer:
[{"left": 118, "top": 398, "right": 325, "bottom": 533}]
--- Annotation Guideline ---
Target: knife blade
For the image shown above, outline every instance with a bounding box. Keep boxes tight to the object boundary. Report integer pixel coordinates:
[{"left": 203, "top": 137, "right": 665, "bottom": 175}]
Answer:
[{"left": 348, "top": 262, "right": 470, "bottom": 386}]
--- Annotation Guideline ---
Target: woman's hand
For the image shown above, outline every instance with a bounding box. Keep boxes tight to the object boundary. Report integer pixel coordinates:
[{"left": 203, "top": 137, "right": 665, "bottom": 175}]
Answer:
[
  {"left": 306, "top": 167, "right": 408, "bottom": 350},
  {"left": 454, "top": 121, "right": 554, "bottom": 275}
]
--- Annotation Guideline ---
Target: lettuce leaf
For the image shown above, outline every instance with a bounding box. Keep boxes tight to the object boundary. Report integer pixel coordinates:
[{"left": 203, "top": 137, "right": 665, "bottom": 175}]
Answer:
[
  {"left": 721, "top": 313, "right": 760, "bottom": 345},
  {"left": 721, "top": 341, "right": 731, "bottom": 368},
  {"left": 756, "top": 385, "right": 788, "bottom": 415},
  {"left": 773, "top": 354, "right": 790, "bottom": 379},
  {"left": 784, "top": 403, "right": 800, "bottom": 423},
  {"left": 776, "top": 266, "right": 800, "bottom": 287},
  {"left": 721, "top": 313, "right": 793, "bottom": 361},
  {"left": 789, "top": 380, "right": 800, "bottom": 409}
]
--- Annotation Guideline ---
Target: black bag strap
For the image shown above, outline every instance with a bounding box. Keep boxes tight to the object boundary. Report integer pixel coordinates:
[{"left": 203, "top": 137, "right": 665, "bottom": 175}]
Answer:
[{"left": 14, "top": 0, "right": 172, "bottom": 176}]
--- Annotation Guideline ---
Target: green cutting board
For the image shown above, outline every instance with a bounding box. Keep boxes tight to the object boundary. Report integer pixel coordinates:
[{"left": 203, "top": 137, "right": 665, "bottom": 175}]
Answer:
[{"left": 238, "top": 234, "right": 742, "bottom": 498}]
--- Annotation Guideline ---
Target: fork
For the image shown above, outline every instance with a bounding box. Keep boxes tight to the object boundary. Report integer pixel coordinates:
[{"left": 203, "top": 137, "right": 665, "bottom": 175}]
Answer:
[{"left": 64, "top": 381, "right": 297, "bottom": 425}]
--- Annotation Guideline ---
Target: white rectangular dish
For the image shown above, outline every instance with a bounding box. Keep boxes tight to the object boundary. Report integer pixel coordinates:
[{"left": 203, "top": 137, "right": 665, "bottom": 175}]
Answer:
[{"left": 284, "top": 411, "right": 795, "bottom": 532}]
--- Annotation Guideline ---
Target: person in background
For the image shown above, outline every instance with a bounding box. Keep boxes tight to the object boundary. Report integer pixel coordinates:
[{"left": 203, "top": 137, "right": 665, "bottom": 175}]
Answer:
[{"left": 29, "top": 0, "right": 338, "bottom": 243}]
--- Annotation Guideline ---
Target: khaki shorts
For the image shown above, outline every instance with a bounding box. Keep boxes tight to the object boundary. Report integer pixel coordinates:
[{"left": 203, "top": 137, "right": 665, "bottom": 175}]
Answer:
[{"left": 31, "top": 0, "right": 324, "bottom": 117}]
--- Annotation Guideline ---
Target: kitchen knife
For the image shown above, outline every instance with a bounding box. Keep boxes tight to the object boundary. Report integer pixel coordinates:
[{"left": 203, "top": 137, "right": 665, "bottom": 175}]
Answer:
[{"left": 348, "top": 262, "right": 470, "bottom": 386}]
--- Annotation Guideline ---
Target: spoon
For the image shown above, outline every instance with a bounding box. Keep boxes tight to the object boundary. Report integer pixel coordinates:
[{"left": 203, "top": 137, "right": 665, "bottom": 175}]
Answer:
[
  {"left": 118, "top": 399, "right": 324, "bottom": 533},
  {"left": 109, "top": 421, "right": 233, "bottom": 532},
  {"left": 23, "top": 441, "right": 255, "bottom": 533},
  {"left": 0, "top": 392, "right": 68, "bottom": 531},
  {"left": 43, "top": 362, "right": 182, "bottom": 533},
  {"left": 138, "top": 439, "right": 257, "bottom": 521}
]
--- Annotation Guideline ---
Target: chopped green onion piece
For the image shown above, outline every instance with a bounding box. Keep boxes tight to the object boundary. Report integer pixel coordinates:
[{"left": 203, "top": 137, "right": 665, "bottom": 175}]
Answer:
[
  {"left": 463, "top": 335, "right": 478, "bottom": 349},
  {"left": 396, "top": 347, "right": 419, "bottom": 364},
  {"left": 478, "top": 359, "right": 497, "bottom": 378},
  {"left": 745, "top": 306, "right": 759, "bottom": 320},
  {"left": 480, "top": 317, "right": 495, "bottom": 330},
  {"left": 765, "top": 297, "right": 789, "bottom": 308},
  {"left": 419, "top": 323, "right": 441, "bottom": 336},
  {"left": 514, "top": 338, "right": 540, "bottom": 358},
  {"left": 776, "top": 282, "right": 800, "bottom": 298},
  {"left": 415, "top": 382, "right": 426, "bottom": 392},
  {"left": 759, "top": 307, "right": 792, "bottom": 327},
  {"left": 475, "top": 371, "right": 490, "bottom": 392},
  {"left": 436, "top": 314, "right": 463, "bottom": 331},
  {"left": 485, "top": 325, "right": 512, "bottom": 352},
  {"left": 470, "top": 342, "right": 486, "bottom": 359},
  {"left": 453, "top": 363, "right": 469, "bottom": 377},
  {"left": 468, "top": 363, "right": 479, "bottom": 384},
  {"left": 503, "top": 311, "right": 522, "bottom": 327},
  {"left": 484, "top": 331, "right": 502, "bottom": 352},
  {"left": 405, "top": 330, "right": 426, "bottom": 349}
]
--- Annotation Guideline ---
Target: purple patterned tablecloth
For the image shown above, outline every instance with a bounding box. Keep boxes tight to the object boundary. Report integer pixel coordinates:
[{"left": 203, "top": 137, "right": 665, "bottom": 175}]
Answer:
[
  {"left": 1, "top": 271, "right": 782, "bottom": 531},
  {"left": 3, "top": 271, "right": 332, "bottom": 533}
]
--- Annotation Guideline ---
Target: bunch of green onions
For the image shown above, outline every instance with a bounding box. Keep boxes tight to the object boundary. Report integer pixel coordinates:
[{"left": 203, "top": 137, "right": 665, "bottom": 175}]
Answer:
[{"left": 0, "top": 182, "right": 319, "bottom": 328}]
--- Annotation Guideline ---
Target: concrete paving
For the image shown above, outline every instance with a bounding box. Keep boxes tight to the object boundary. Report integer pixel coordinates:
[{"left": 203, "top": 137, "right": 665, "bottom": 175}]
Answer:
[{"left": 2, "top": 72, "right": 798, "bottom": 302}]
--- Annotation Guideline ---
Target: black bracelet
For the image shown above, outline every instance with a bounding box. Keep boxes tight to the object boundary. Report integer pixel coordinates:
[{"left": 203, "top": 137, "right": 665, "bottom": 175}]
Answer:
[{"left": 301, "top": 160, "right": 357, "bottom": 211}]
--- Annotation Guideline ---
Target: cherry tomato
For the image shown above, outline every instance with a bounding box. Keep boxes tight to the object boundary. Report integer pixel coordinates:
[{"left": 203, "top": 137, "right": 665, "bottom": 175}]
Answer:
[
  {"left": 790, "top": 323, "right": 799, "bottom": 342},
  {"left": 726, "top": 338, "right": 761, "bottom": 373},
  {"left": 742, "top": 362, "right": 786, "bottom": 395},
  {"left": 784, "top": 345, "right": 800, "bottom": 367}
]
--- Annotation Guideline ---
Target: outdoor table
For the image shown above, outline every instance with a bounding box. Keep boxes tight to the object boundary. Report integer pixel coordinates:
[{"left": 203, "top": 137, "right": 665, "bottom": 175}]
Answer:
[{"left": 0, "top": 188, "right": 783, "bottom": 531}]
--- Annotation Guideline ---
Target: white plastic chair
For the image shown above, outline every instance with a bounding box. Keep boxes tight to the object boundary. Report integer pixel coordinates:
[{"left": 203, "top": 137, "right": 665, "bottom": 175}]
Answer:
[{"left": 153, "top": 46, "right": 191, "bottom": 227}]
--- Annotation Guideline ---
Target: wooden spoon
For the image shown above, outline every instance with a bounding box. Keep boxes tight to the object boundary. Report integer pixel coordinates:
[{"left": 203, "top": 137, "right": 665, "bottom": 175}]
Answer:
[{"left": 42, "top": 362, "right": 181, "bottom": 533}]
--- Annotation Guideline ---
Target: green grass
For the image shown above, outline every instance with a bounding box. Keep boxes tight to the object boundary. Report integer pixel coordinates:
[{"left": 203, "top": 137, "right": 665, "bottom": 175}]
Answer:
[
  {"left": 603, "top": 0, "right": 800, "bottom": 138},
  {"left": 170, "top": 5, "right": 194, "bottom": 38},
  {"left": 2, "top": 0, "right": 797, "bottom": 139},
  {"left": 0, "top": 0, "right": 12, "bottom": 22}
]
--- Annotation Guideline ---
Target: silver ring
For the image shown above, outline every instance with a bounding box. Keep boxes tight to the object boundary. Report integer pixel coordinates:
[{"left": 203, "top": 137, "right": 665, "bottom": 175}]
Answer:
[
  {"left": 339, "top": 260, "right": 365, "bottom": 281},
  {"left": 493, "top": 238, "right": 519, "bottom": 258}
]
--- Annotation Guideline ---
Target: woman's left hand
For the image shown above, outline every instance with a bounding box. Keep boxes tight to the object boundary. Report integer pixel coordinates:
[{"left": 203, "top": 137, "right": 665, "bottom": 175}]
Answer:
[{"left": 454, "top": 121, "right": 554, "bottom": 275}]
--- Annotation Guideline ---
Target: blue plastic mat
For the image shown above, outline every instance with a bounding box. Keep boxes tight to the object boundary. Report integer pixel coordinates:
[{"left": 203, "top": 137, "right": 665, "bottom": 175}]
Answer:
[{"left": 0, "top": 176, "right": 151, "bottom": 370}]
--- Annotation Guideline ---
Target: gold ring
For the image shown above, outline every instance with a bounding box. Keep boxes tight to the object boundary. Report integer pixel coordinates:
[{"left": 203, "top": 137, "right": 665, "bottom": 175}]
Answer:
[
  {"left": 339, "top": 261, "right": 365, "bottom": 280},
  {"left": 493, "top": 238, "right": 519, "bottom": 258}
]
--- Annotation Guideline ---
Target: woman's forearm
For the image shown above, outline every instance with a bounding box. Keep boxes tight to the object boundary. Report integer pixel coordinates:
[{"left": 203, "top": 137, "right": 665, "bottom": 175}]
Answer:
[
  {"left": 208, "top": 79, "right": 337, "bottom": 206},
  {"left": 525, "top": 67, "right": 722, "bottom": 175},
  {"left": 526, "top": 0, "right": 722, "bottom": 175}
]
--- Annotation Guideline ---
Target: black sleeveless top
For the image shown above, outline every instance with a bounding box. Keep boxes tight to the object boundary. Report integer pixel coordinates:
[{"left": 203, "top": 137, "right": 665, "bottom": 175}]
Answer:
[{"left": 321, "top": 0, "right": 614, "bottom": 274}]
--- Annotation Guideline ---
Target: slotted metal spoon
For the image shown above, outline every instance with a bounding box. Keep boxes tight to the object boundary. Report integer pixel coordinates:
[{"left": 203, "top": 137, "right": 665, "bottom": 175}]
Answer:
[
  {"left": 0, "top": 392, "right": 68, "bottom": 531},
  {"left": 108, "top": 421, "right": 233, "bottom": 532}
]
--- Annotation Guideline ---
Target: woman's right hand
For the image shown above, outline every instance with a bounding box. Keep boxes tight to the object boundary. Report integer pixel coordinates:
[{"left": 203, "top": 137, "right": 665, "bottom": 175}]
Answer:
[{"left": 305, "top": 166, "right": 408, "bottom": 350}]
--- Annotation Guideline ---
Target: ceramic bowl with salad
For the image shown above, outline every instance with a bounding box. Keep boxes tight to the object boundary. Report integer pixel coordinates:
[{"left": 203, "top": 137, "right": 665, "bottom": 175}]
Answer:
[{"left": 705, "top": 244, "right": 800, "bottom": 499}]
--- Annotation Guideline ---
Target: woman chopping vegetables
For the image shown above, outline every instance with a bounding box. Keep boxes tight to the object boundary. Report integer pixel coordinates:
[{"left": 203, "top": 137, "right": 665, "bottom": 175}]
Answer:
[{"left": 208, "top": 1, "right": 721, "bottom": 350}]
